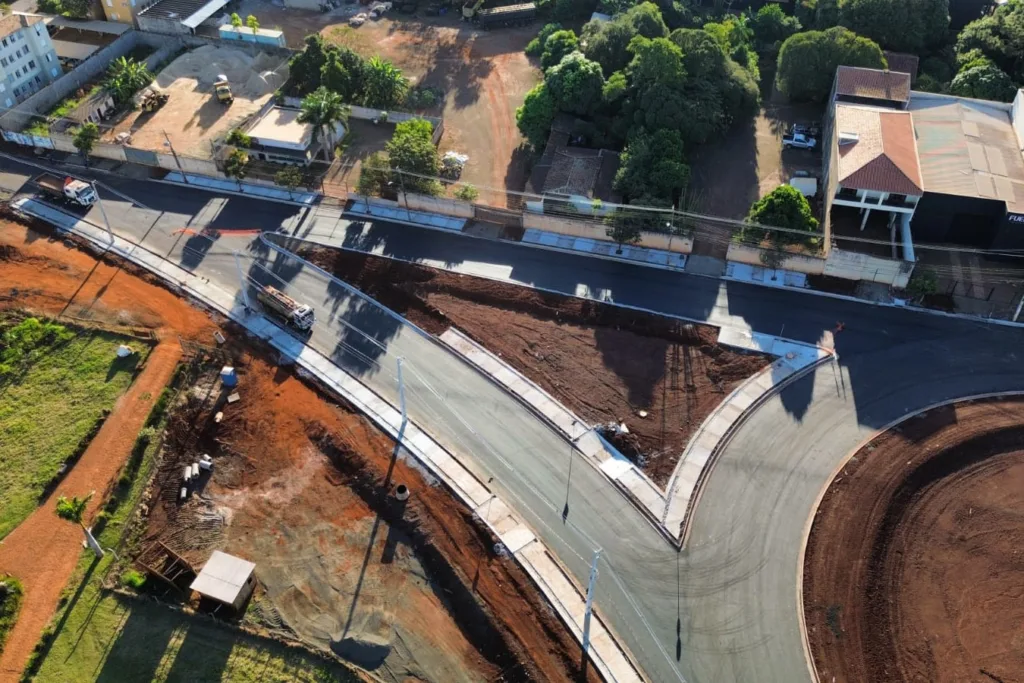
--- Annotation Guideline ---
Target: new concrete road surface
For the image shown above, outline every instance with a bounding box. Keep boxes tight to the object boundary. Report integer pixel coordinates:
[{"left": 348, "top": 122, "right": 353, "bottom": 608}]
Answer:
[{"left": 4, "top": 156, "right": 1024, "bottom": 683}]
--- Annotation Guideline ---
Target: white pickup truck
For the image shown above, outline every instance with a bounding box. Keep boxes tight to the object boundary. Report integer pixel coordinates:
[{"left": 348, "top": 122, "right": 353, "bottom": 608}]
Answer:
[{"left": 783, "top": 132, "right": 817, "bottom": 150}]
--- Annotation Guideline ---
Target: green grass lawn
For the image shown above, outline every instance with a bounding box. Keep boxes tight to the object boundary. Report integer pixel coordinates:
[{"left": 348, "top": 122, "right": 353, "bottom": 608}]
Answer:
[
  {"left": 0, "top": 575, "right": 23, "bottom": 655},
  {"left": 28, "top": 364, "right": 359, "bottom": 683},
  {"left": 0, "top": 321, "right": 150, "bottom": 539},
  {"left": 32, "top": 577, "right": 354, "bottom": 683}
]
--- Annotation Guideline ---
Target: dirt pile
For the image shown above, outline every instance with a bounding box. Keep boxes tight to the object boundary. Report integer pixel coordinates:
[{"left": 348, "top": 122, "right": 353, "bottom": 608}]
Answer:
[
  {"left": 804, "top": 398, "right": 1024, "bottom": 683},
  {"left": 141, "top": 343, "right": 600, "bottom": 683},
  {"left": 304, "top": 246, "right": 770, "bottom": 486},
  {"left": 154, "top": 45, "right": 285, "bottom": 98}
]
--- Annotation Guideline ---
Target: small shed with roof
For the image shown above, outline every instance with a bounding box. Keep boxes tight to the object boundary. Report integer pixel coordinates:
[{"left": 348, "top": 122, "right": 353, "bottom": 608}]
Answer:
[{"left": 190, "top": 550, "right": 256, "bottom": 610}]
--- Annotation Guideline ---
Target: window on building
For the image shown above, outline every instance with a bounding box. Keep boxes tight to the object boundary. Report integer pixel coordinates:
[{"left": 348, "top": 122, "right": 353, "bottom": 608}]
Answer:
[
  {"left": 28, "top": 60, "right": 34, "bottom": 69},
  {"left": 3, "top": 39, "right": 9, "bottom": 48},
  {"left": 45, "top": 53, "right": 51, "bottom": 62},
  {"left": 34, "top": 75, "right": 40, "bottom": 84},
  {"left": 111, "top": 12, "right": 118, "bottom": 19},
  {"left": 1, "top": 58, "right": 7, "bottom": 67},
  {"left": 4, "top": 98, "right": 10, "bottom": 108},
  {"left": 0, "top": 83, "right": 6, "bottom": 93},
  {"left": 106, "top": 0, "right": 112, "bottom": 6},
  {"left": 50, "top": 66, "right": 57, "bottom": 77},
  {"left": 14, "top": 69, "right": 20, "bottom": 78}
]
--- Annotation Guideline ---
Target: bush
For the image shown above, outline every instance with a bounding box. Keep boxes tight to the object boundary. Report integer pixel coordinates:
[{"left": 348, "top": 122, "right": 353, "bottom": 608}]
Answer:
[
  {"left": 454, "top": 184, "right": 479, "bottom": 201},
  {"left": 146, "top": 388, "right": 172, "bottom": 427},
  {"left": 225, "top": 128, "right": 252, "bottom": 148},
  {"left": 0, "top": 576, "right": 24, "bottom": 654},
  {"left": 403, "top": 86, "right": 443, "bottom": 110},
  {"left": 357, "top": 151, "right": 391, "bottom": 196},
  {"left": 121, "top": 569, "right": 147, "bottom": 590}
]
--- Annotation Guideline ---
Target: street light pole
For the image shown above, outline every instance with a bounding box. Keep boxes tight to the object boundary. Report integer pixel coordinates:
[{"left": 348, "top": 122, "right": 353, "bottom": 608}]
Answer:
[
  {"left": 582, "top": 548, "right": 602, "bottom": 654},
  {"left": 397, "top": 357, "right": 407, "bottom": 440},
  {"left": 90, "top": 181, "right": 113, "bottom": 244},
  {"left": 163, "top": 130, "right": 188, "bottom": 184}
]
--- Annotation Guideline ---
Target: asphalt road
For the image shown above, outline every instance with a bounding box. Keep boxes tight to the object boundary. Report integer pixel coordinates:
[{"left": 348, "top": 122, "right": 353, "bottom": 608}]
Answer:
[{"left": 5, "top": 157, "right": 1024, "bottom": 683}]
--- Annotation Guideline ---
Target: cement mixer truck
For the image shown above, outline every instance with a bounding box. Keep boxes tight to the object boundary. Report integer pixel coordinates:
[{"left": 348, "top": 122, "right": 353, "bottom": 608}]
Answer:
[{"left": 256, "top": 285, "right": 315, "bottom": 333}]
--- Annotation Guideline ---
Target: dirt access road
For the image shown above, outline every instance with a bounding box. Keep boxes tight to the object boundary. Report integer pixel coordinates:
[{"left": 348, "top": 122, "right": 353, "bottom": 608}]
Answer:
[
  {"left": 804, "top": 397, "right": 1024, "bottom": 683},
  {"left": 304, "top": 247, "right": 770, "bottom": 487},
  {"left": 0, "top": 216, "right": 218, "bottom": 681},
  {"left": 235, "top": 0, "right": 541, "bottom": 204},
  {"left": 143, "top": 345, "right": 600, "bottom": 683}
]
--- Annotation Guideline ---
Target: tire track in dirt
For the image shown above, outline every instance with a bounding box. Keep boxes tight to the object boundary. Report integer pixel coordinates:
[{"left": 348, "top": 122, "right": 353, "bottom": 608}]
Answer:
[
  {"left": 804, "top": 398, "right": 1024, "bottom": 683},
  {"left": 485, "top": 53, "right": 516, "bottom": 208},
  {"left": 0, "top": 342, "right": 181, "bottom": 682}
]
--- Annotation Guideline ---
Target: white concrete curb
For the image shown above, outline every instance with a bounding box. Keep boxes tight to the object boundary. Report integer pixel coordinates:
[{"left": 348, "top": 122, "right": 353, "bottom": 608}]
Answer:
[
  {"left": 439, "top": 316, "right": 834, "bottom": 547},
  {"left": 9, "top": 197, "right": 646, "bottom": 683}
]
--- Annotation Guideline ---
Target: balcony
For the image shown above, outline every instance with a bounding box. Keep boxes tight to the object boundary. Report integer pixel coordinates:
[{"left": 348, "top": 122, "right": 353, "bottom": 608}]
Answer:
[{"left": 832, "top": 188, "right": 918, "bottom": 214}]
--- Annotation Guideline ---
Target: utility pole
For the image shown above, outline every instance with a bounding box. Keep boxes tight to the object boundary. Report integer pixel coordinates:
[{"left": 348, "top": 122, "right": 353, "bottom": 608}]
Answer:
[
  {"left": 386, "top": 357, "right": 408, "bottom": 488},
  {"left": 395, "top": 166, "right": 412, "bottom": 222},
  {"left": 582, "top": 548, "right": 601, "bottom": 654},
  {"left": 91, "top": 181, "right": 113, "bottom": 243},
  {"left": 233, "top": 250, "right": 251, "bottom": 311},
  {"left": 397, "top": 357, "right": 407, "bottom": 440},
  {"left": 163, "top": 130, "right": 188, "bottom": 184}
]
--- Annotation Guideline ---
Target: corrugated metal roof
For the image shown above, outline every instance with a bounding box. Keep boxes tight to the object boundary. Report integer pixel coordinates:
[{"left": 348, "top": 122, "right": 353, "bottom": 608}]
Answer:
[
  {"left": 909, "top": 92, "right": 1024, "bottom": 212},
  {"left": 190, "top": 550, "right": 254, "bottom": 604}
]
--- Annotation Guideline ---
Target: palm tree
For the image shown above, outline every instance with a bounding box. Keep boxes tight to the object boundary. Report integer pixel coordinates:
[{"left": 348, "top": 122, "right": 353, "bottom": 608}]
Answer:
[
  {"left": 297, "top": 87, "right": 349, "bottom": 161},
  {"left": 105, "top": 57, "right": 154, "bottom": 106},
  {"left": 363, "top": 56, "right": 408, "bottom": 109}
]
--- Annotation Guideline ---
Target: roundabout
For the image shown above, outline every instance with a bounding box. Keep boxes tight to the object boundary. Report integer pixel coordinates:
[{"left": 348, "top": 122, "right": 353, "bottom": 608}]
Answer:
[{"left": 803, "top": 397, "right": 1024, "bottom": 683}]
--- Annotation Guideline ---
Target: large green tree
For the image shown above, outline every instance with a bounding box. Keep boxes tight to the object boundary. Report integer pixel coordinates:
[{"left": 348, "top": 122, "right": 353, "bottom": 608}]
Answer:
[
  {"left": 541, "top": 30, "right": 579, "bottom": 70},
  {"left": 839, "top": 0, "right": 949, "bottom": 54},
  {"left": 775, "top": 27, "right": 886, "bottom": 102},
  {"left": 544, "top": 51, "right": 605, "bottom": 116},
  {"left": 516, "top": 83, "right": 556, "bottom": 150},
  {"left": 288, "top": 34, "right": 331, "bottom": 96},
  {"left": 751, "top": 3, "right": 802, "bottom": 48},
  {"left": 298, "top": 87, "right": 349, "bottom": 161},
  {"left": 956, "top": 0, "right": 1024, "bottom": 82},
  {"left": 745, "top": 184, "right": 819, "bottom": 246},
  {"left": 385, "top": 119, "right": 441, "bottom": 195},
  {"left": 950, "top": 62, "right": 1016, "bottom": 101},
  {"left": 581, "top": 2, "right": 668, "bottom": 76},
  {"left": 320, "top": 46, "right": 367, "bottom": 103},
  {"left": 613, "top": 128, "right": 689, "bottom": 202}
]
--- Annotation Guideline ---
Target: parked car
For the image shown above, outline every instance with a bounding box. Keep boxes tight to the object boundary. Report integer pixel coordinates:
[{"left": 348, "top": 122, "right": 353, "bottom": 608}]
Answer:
[{"left": 783, "top": 132, "right": 817, "bottom": 150}]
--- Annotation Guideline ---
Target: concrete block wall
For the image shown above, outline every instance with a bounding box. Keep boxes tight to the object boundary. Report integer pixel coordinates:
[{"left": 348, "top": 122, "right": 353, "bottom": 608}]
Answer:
[
  {"left": 403, "top": 192, "right": 474, "bottom": 218},
  {"left": 727, "top": 242, "right": 827, "bottom": 275},
  {"left": 523, "top": 211, "right": 692, "bottom": 254},
  {"left": 0, "top": 30, "right": 141, "bottom": 131}
]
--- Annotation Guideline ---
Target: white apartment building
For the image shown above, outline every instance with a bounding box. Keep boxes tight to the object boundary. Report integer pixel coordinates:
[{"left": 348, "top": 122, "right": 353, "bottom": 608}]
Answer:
[{"left": 0, "top": 14, "right": 60, "bottom": 109}]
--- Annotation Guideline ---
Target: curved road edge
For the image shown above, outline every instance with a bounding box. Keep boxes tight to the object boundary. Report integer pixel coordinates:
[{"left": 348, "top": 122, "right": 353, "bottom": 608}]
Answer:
[
  {"left": 794, "top": 390, "right": 1024, "bottom": 683},
  {"left": 10, "top": 197, "right": 649, "bottom": 683}
]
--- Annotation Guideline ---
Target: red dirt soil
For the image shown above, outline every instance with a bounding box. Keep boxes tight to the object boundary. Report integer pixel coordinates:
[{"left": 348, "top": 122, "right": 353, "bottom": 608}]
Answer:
[
  {"left": 304, "top": 247, "right": 771, "bottom": 486},
  {"left": 0, "top": 217, "right": 219, "bottom": 682},
  {"left": 144, "top": 346, "right": 601, "bottom": 683},
  {"left": 804, "top": 398, "right": 1024, "bottom": 683}
]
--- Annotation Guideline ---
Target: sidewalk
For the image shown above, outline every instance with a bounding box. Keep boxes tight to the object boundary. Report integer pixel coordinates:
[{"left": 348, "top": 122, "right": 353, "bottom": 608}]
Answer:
[
  {"left": 439, "top": 323, "right": 832, "bottom": 545},
  {"left": 11, "top": 197, "right": 646, "bottom": 683}
]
